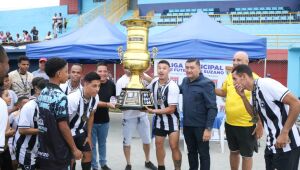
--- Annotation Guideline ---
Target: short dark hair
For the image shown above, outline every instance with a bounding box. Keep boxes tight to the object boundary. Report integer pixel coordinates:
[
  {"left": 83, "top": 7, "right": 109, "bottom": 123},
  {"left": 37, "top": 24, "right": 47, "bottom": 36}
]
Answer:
[
  {"left": 186, "top": 58, "right": 200, "bottom": 66},
  {"left": 0, "top": 45, "right": 8, "bottom": 63},
  {"left": 18, "top": 55, "right": 29, "bottom": 63},
  {"left": 45, "top": 57, "right": 67, "bottom": 78},
  {"left": 72, "top": 63, "right": 83, "bottom": 68},
  {"left": 36, "top": 79, "right": 49, "bottom": 90},
  {"left": 16, "top": 96, "right": 29, "bottom": 104},
  {"left": 83, "top": 72, "right": 101, "bottom": 83},
  {"left": 158, "top": 60, "right": 170, "bottom": 67},
  {"left": 0, "top": 86, "right": 5, "bottom": 97},
  {"left": 232, "top": 64, "right": 253, "bottom": 78},
  {"left": 32, "top": 77, "right": 44, "bottom": 87},
  {"left": 96, "top": 62, "right": 107, "bottom": 68}
]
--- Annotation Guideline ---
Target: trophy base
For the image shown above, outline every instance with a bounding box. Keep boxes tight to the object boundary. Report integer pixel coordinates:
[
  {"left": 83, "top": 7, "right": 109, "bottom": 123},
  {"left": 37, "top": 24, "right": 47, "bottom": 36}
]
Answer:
[{"left": 117, "top": 88, "right": 154, "bottom": 110}]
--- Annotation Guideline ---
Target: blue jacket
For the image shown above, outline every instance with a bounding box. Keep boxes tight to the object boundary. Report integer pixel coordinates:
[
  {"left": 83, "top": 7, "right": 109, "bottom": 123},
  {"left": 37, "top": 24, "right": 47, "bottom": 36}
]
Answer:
[{"left": 180, "top": 73, "right": 218, "bottom": 128}]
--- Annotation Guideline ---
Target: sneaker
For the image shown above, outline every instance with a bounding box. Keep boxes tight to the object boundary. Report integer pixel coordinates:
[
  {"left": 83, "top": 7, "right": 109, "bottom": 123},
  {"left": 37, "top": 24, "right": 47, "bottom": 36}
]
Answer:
[
  {"left": 101, "top": 165, "right": 112, "bottom": 170},
  {"left": 145, "top": 161, "right": 157, "bottom": 170},
  {"left": 125, "top": 164, "right": 132, "bottom": 170}
]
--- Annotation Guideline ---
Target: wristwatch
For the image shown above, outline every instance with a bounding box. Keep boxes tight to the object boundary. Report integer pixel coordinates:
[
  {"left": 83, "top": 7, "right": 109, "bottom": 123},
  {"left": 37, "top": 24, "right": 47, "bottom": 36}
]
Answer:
[{"left": 206, "top": 127, "right": 212, "bottom": 131}]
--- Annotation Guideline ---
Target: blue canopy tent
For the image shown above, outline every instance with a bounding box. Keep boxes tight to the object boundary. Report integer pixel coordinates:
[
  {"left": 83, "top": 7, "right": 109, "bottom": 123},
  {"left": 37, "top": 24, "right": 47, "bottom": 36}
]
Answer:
[
  {"left": 149, "top": 12, "right": 267, "bottom": 60},
  {"left": 26, "top": 16, "right": 126, "bottom": 62}
]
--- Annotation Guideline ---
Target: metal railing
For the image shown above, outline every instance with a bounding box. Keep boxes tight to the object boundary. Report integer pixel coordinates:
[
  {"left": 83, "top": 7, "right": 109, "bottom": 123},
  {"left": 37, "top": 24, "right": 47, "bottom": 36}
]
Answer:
[
  {"left": 256, "top": 34, "right": 300, "bottom": 49},
  {"left": 77, "top": 0, "right": 128, "bottom": 27},
  {"left": 137, "top": 12, "right": 300, "bottom": 26}
]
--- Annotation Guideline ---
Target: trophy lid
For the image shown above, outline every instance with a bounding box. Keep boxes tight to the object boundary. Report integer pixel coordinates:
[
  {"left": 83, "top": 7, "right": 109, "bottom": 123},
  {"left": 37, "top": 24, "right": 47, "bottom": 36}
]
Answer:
[{"left": 120, "top": 19, "right": 155, "bottom": 28}]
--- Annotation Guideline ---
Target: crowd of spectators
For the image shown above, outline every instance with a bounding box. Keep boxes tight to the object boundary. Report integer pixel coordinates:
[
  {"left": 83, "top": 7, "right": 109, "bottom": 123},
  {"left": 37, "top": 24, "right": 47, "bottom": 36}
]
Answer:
[{"left": 0, "top": 13, "right": 68, "bottom": 45}]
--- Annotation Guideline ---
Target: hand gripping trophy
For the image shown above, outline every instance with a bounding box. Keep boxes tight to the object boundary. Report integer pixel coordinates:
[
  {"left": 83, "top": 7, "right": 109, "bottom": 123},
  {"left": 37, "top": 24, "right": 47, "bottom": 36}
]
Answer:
[{"left": 117, "top": 19, "right": 158, "bottom": 110}]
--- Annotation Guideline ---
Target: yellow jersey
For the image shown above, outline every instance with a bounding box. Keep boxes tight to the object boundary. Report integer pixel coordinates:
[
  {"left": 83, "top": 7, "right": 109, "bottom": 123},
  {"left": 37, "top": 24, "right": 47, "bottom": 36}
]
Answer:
[{"left": 222, "top": 73, "right": 259, "bottom": 127}]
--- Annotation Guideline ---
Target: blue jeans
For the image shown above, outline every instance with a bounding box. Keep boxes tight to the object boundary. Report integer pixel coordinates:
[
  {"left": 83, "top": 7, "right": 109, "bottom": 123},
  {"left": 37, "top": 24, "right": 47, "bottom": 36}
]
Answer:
[{"left": 92, "top": 123, "right": 109, "bottom": 169}]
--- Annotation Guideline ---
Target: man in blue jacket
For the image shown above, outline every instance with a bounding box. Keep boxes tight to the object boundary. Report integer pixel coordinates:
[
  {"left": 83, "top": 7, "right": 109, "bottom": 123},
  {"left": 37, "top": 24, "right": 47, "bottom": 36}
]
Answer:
[{"left": 180, "top": 59, "right": 218, "bottom": 170}]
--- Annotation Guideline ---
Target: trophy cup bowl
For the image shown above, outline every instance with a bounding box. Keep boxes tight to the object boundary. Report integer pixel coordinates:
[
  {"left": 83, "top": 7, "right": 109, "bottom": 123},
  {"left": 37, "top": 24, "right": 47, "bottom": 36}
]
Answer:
[{"left": 117, "top": 19, "right": 157, "bottom": 110}]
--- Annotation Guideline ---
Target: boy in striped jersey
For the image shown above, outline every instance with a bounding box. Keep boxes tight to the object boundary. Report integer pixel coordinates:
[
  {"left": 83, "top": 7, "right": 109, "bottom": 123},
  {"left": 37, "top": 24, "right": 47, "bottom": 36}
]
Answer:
[
  {"left": 14, "top": 78, "right": 48, "bottom": 170},
  {"left": 146, "top": 60, "right": 182, "bottom": 170},
  {"left": 68, "top": 72, "right": 100, "bottom": 170},
  {"left": 233, "top": 64, "right": 300, "bottom": 170}
]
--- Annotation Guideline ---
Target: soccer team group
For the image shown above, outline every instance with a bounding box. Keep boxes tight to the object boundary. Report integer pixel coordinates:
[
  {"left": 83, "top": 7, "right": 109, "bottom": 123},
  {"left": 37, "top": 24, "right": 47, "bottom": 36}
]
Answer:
[{"left": 0, "top": 45, "right": 299, "bottom": 170}]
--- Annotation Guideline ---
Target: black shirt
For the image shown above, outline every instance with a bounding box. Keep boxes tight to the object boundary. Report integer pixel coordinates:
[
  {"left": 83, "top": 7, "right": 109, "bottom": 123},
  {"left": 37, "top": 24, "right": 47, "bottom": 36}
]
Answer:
[
  {"left": 37, "top": 83, "right": 72, "bottom": 169},
  {"left": 94, "top": 80, "right": 116, "bottom": 124}
]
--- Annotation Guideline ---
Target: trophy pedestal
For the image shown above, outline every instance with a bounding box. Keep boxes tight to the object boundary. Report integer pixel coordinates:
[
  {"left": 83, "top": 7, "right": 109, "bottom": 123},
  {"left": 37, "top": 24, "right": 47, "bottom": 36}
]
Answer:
[{"left": 117, "top": 88, "right": 154, "bottom": 110}]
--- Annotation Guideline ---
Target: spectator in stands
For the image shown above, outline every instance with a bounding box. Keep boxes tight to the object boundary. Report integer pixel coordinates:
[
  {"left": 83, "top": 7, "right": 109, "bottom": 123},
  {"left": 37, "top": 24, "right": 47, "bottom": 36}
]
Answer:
[
  {"left": 23, "top": 30, "right": 32, "bottom": 42},
  {"left": 15, "top": 33, "right": 23, "bottom": 43},
  {"left": 1, "top": 32, "right": 7, "bottom": 43},
  {"left": 215, "top": 52, "right": 263, "bottom": 170},
  {"left": 8, "top": 55, "right": 34, "bottom": 97},
  {"left": 45, "top": 31, "right": 52, "bottom": 40},
  {"left": 52, "top": 13, "right": 57, "bottom": 30},
  {"left": 57, "top": 13, "right": 63, "bottom": 33},
  {"left": 0, "top": 31, "right": 4, "bottom": 42},
  {"left": 32, "top": 58, "right": 49, "bottom": 80},
  {"left": 63, "top": 18, "right": 68, "bottom": 32},
  {"left": 31, "top": 26, "right": 39, "bottom": 41},
  {"left": 5, "top": 32, "right": 13, "bottom": 43}
]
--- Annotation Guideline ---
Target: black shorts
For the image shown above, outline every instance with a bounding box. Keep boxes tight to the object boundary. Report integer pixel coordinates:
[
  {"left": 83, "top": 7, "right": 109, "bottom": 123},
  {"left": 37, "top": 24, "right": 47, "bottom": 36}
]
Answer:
[
  {"left": 225, "top": 123, "right": 258, "bottom": 157},
  {"left": 264, "top": 147, "right": 300, "bottom": 170},
  {"left": 153, "top": 128, "right": 177, "bottom": 137},
  {"left": 73, "top": 132, "right": 91, "bottom": 152}
]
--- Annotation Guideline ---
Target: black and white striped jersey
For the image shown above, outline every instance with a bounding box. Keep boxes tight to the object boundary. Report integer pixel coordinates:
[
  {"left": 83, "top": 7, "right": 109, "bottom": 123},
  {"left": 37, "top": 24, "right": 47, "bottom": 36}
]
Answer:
[
  {"left": 148, "top": 78, "right": 180, "bottom": 131},
  {"left": 68, "top": 89, "right": 99, "bottom": 136},
  {"left": 60, "top": 80, "right": 83, "bottom": 95},
  {"left": 14, "top": 99, "right": 39, "bottom": 166},
  {"left": 253, "top": 78, "right": 300, "bottom": 153}
]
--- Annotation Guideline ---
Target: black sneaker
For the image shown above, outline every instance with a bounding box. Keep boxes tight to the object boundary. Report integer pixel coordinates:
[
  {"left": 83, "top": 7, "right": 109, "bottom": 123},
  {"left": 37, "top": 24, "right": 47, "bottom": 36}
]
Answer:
[
  {"left": 101, "top": 165, "right": 112, "bottom": 170},
  {"left": 145, "top": 161, "right": 158, "bottom": 170},
  {"left": 125, "top": 164, "right": 132, "bottom": 170}
]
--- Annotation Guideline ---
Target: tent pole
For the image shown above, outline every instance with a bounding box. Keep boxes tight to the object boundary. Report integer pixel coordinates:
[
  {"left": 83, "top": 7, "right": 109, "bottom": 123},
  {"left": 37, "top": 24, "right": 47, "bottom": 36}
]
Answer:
[
  {"left": 264, "top": 58, "right": 267, "bottom": 78},
  {"left": 113, "top": 63, "right": 117, "bottom": 83}
]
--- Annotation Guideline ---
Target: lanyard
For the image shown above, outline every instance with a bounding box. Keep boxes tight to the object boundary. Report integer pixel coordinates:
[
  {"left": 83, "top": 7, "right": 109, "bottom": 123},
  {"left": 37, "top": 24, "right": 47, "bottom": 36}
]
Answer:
[
  {"left": 18, "top": 70, "right": 28, "bottom": 91},
  {"left": 250, "top": 79, "right": 259, "bottom": 124},
  {"left": 157, "top": 80, "right": 170, "bottom": 105}
]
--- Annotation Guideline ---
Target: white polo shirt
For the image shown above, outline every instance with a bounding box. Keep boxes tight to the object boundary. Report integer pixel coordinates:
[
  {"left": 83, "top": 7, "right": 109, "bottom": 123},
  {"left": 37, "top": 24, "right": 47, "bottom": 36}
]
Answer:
[
  {"left": 116, "top": 74, "right": 146, "bottom": 119},
  {"left": 0, "top": 98, "right": 8, "bottom": 152},
  {"left": 60, "top": 80, "right": 83, "bottom": 95}
]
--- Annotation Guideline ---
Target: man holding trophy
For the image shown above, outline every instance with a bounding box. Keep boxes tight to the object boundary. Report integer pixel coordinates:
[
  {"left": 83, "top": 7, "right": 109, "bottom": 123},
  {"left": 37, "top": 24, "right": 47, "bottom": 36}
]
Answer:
[{"left": 116, "top": 19, "right": 158, "bottom": 170}]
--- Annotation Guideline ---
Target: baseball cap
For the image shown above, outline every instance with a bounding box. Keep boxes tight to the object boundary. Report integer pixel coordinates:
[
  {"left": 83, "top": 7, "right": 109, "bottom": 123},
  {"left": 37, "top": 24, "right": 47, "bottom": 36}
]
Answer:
[{"left": 39, "top": 58, "right": 47, "bottom": 62}]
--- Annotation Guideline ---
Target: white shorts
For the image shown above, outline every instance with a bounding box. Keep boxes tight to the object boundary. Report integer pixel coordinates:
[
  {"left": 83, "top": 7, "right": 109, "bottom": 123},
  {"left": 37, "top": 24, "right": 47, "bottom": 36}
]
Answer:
[{"left": 122, "top": 114, "right": 151, "bottom": 146}]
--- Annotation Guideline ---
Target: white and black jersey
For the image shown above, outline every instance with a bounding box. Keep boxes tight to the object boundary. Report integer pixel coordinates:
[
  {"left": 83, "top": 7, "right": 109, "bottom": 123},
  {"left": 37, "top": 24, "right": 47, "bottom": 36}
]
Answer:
[
  {"left": 252, "top": 78, "right": 300, "bottom": 153},
  {"left": 14, "top": 99, "right": 39, "bottom": 166},
  {"left": 60, "top": 80, "right": 83, "bottom": 95},
  {"left": 0, "top": 98, "right": 8, "bottom": 152},
  {"left": 148, "top": 79, "right": 180, "bottom": 131},
  {"left": 68, "top": 89, "right": 99, "bottom": 136}
]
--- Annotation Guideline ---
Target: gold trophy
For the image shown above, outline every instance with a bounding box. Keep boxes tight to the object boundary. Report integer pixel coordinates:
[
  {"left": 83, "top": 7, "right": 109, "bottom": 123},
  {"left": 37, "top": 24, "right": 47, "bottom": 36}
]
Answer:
[{"left": 117, "top": 19, "right": 157, "bottom": 110}]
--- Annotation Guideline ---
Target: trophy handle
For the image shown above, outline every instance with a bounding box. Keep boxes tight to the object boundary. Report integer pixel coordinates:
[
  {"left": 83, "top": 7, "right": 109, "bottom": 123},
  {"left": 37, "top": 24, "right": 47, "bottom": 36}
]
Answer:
[
  {"left": 117, "top": 46, "right": 124, "bottom": 63},
  {"left": 150, "top": 47, "right": 158, "bottom": 65}
]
